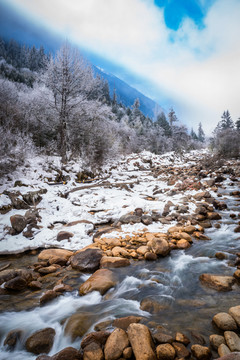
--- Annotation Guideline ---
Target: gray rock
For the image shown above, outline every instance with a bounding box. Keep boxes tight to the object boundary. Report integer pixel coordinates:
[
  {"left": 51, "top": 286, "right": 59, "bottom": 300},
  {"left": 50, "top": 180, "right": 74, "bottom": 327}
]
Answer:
[{"left": 70, "top": 248, "right": 102, "bottom": 272}]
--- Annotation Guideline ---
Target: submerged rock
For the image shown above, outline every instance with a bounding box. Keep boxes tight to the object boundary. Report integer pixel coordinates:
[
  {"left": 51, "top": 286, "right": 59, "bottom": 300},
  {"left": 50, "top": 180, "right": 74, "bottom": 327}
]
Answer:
[
  {"left": 4, "top": 329, "right": 23, "bottom": 350},
  {"left": 199, "top": 274, "right": 235, "bottom": 291},
  {"left": 79, "top": 269, "right": 116, "bottom": 295},
  {"left": 25, "top": 327, "right": 55, "bottom": 355}
]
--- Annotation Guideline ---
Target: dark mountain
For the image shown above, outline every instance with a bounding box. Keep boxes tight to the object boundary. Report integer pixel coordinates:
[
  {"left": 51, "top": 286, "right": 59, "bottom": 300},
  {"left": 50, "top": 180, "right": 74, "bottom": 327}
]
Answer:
[{"left": 94, "top": 66, "right": 164, "bottom": 118}]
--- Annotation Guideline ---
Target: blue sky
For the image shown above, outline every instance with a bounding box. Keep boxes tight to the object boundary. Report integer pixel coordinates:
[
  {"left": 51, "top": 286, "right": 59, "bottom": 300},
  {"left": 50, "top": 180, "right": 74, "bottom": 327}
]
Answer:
[{"left": 1, "top": 0, "right": 240, "bottom": 133}]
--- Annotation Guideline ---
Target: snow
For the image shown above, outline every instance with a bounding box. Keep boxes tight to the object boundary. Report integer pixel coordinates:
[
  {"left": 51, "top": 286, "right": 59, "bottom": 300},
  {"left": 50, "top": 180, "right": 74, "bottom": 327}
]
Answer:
[{"left": 0, "top": 149, "right": 212, "bottom": 254}]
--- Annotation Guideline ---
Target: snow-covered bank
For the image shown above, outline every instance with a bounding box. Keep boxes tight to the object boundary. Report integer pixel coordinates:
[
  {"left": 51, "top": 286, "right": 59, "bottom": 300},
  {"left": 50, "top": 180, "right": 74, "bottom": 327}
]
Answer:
[{"left": 0, "top": 149, "right": 217, "bottom": 254}]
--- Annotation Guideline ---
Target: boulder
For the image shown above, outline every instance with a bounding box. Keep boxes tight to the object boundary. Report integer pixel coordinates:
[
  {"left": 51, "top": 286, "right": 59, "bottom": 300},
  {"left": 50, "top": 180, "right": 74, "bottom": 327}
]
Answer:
[
  {"left": 213, "top": 313, "right": 237, "bottom": 331},
  {"left": 172, "top": 342, "right": 190, "bottom": 358},
  {"left": 207, "top": 212, "right": 222, "bottom": 220},
  {"left": 233, "top": 270, "right": 240, "bottom": 280},
  {"left": 65, "top": 313, "right": 95, "bottom": 340},
  {"left": 229, "top": 305, "right": 240, "bottom": 327},
  {"left": 177, "top": 239, "right": 191, "bottom": 249},
  {"left": 4, "top": 276, "right": 27, "bottom": 291},
  {"left": 191, "top": 345, "right": 211, "bottom": 360},
  {"left": 81, "top": 331, "right": 110, "bottom": 349},
  {"left": 209, "top": 335, "right": 226, "bottom": 350},
  {"left": 40, "top": 290, "right": 59, "bottom": 306},
  {"left": 127, "top": 323, "right": 156, "bottom": 360},
  {"left": 25, "top": 328, "right": 55, "bottom": 355},
  {"left": 142, "top": 215, "right": 153, "bottom": 225},
  {"left": 38, "top": 265, "right": 60, "bottom": 275},
  {"left": 112, "top": 246, "right": 130, "bottom": 258},
  {"left": 224, "top": 331, "right": 240, "bottom": 352},
  {"left": 137, "top": 246, "right": 149, "bottom": 256},
  {"left": 199, "top": 274, "right": 235, "bottom": 291},
  {"left": 145, "top": 252, "right": 158, "bottom": 261},
  {"left": 156, "top": 343, "right": 176, "bottom": 360},
  {"left": 4, "top": 329, "right": 23, "bottom": 349},
  {"left": 104, "top": 328, "right": 129, "bottom": 360},
  {"left": 119, "top": 214, "right": 141, "bottom": 224},
  {"left": 153, "top": 332, "right": 174, "bottom": 345},
  {"left": 38, "top": 249, "right": 73, "bottom": 263},
  {"left": 175, "top": 332, "right": 190, "bottom": 345},
  {"left": 217, "top": 352, "right": 240, "bottom": 360},
  {"left": 83, "top": 342, "right": 103, "bottom": 360},
  {"left": 71, "top": 248, "right": 102, "bottom": 272},
  {"left": 100, "top": 256, "right": 130, "bottom": 268},
  {"left": 10, "top": 214, "right": 26, "bottom": 233},
  {"left": 52, "top": 347, "right": 82, "bottom": 360},
  {"left": 57, "top": 231, "right": 74, "bottom": 241},
  {"left": 147, "top": 238, "right": 170, "bottom": 257},
  {"left": 123, "top": 347, "right": 133, "bottom": 359},
  {"left": 112, "top": 316, "right": 143, "bottom": 331},
  {"left": 79, "top": 269, "right": 116, "bottom": 296},
  {"left": 218, "top": 344, "right": 231, "bottom": 357}
]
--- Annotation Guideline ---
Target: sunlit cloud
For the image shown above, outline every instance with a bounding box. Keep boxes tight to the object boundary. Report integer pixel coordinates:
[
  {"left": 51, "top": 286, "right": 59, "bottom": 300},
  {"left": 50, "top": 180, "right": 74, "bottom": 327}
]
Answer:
[{"left": 6, "top": 0, "right": 240, "bottom": 133}]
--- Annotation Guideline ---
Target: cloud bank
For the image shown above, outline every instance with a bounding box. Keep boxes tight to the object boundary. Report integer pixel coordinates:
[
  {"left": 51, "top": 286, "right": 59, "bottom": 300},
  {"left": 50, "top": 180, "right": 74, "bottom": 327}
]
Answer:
[{"left": 6, "top": 0, "right": 240, "bottom": 133}]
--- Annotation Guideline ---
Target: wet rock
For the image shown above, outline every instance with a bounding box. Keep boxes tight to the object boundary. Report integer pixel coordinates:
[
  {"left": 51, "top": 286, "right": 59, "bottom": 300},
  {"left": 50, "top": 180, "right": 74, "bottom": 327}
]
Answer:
[
  {"left": 153, "top": 332, "right": 174, "bottom": 345},
  {"left": 190, "top": 331, "right": 206, "bottom": 345},
  {"left": 127, "top": 323, "right": 156, "bottom": 360},
  {"left": 140, "top": 298, "right": 167, "bottom": 313},
  {"left": 40, "top": 290, "right": 59, "bottom": 306},
  {"left": 147, "top": 238, "right": 170, "bottom": 257},
  {"left": 52, "top": 346, "right": 83, "bottom": 360},
  {"left": 217, "top": 352, "right": 240, "bottom": 360},
  {"left": 215, "top": 252, "right": 228, "bottom": 260},
  {"left": 234, "top": 226, "right": 240, "bottom": 233},
  {"left": 119, "top": 214, "right": 141, "bottom": 224},
  {"left": 83, "top": 342, "right": 103, "bottom": 360},
  {"left": 156, "top": 343, "right": 176, "bottom": 360},
  {"left": 137, "top": 246, "right": 149, "bottom": 256},
  {"left": 145, "top": 252, "right": 158, "bottom": 261},
  {"left": 38, "top": 249, "right": 73, "bottom": 263},
  {"left": 4, "top": 329, "right": 23, "bottom": 349},
  {"left": 175, "top": 332, "right": 190, "bottom": 345},
  {"left": 191, "top": 345, "right": 211, "bottom": 360},
  {"left": 81, "top": 331, "right": 110, "bottom": 349},
  {"left": 38, "top": 265, "right": 60, "bottom": 275},
  {"left": 229, "top": 305, "right": 240, "bottom": 327},
  {"left": 79, "top": 269, "right": 116, "bottom": 295},
  {"left": 213, "top": 313, "right": 237, "bottom": 331},
  {"left": 0, "top": 269, "right": 18, "bottom": 285},
  {"left": 104, "top": 328, "right": 129, "bottom": 360},
  {"left": 218, "top": 344, "right": 231, "bottom": 357},
  {"left": 177, "top": 239, "right": 191, "bottom": 249},
  {"left": 224, "top": 331, "right": 240, "bottom": 352},
  {"left": 25, "top": 327, "right": 55, "bottom": 355},
  {"left": 71, "top": 248, "right": 103, "bottom": 272},
  {"left": 207, "top": 212, "right": 222, "bottom": 220},
  {"left": 53, "top": 283, "right": 73, "bottom": 293},
  {"left": 36, "top": 356, "right": 51, "bottom": 360},
  {"left": 112, "top": 316, "right": 143, "bottom": 331},
  {"left": 10, "top": 214, "right": 26, "bottom": 233},
  {"left": 199, "top": 274, "right": 235, "bottom": 291},
  {"left": 57, "top": 231, "right": 74, "bottom": 241},
  {"left": 172, "top": 342, "right": 190, "bottom": 358},
  {"left": 65, "top": 313, "right": 95, "bottom": 340},
  {"left": 28, "top": 280, "right": 42, "bottom": 290},
  {"left": 100, "top": 256, "right": 130, "bottom": 268},
  {"left": 4, "top": 276, "right": 28, "bottom": 291},
  {"left": 209, "top": 335, "right": 225, "bottom": 350},
  {"left": 233, "top": 270, "right": 240, "bottom": 280}
]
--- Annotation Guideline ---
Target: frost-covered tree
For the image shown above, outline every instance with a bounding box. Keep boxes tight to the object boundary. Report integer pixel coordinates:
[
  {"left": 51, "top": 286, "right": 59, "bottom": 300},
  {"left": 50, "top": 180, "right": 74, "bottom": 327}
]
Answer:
[
  {"left": 219, "top": 110, "right": 234, "bottom": 130},
  {"left": 156, "top": 112, "right": 172, "bottom": 137},
  {"left": 168, "top": 107, "right": 178, "bottom": 127},
  {"left": 197, "top": 122, "right": 205, "bottom": 142}
]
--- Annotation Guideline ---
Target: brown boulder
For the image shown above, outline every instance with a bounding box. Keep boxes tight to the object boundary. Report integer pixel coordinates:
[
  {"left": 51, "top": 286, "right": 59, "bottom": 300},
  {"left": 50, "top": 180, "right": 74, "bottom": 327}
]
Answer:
[
  {"left": 112, "top": 316, "right": 143, "bottom": 331},
  {"left": 213, "top": 313, "right": 237, "bottom": 331},
  {"left": 199, "top": 274, "right": 235, "bottom": 291},
  {"left": 4, "top": 329, "right": 23, "bottom": 349},
  {"left": 172, "top": 342, "right": 190, "bottom": 358},
  {"left": 153, "top": 331, "right": 174, "bottom": 344},
  {"left": 52, "top": 346, "right": 82, "bottom": 360},
  {"left": 127, "top": 323, "right": 156, "bottom": 360},
  {"left": 38, "top": 249, "right": 73, "bottom": 263},
  {"left": 25, "top": 327, "right": 55, "bottom": 354},
  {"left": 207, "top": 212, "right": 222, "bottom": 220},
  {"left": 100, "top": 256, "right": 130, "bottom": 268},
  {"left": 38, "top": 265, "right": 60, "bottom": 275},
  {"left": 57, "top": 231, "right": 74, "bottom": 241},
  {"left": 83, "top": 342, "right": 103, "bottom": 360},
  {"left": 71, "top": 248, "right": 102, "bottom": 272},
  {"left": 224, "top": 331, "right": 240, "bottom": 352},
  {"left": 140, "top": 298, "right": 167, "bottom": 313},
  {"left": 145, "top": 252, "right": 158, "bottom": 261},
  {"left": 65, "top": 313, "right": 96, "bottom": 340},
  {"left": 209, "top": 334, "right": 226, "bottom": 350},
  {"left": 191, "top": 345, "right": 211, "bottom": 360},
  {"left": 218, "top": 344, "right": 231, "bottom": 357},
  {"left": 81, "top": 331, "right": 110, "bottom": 349},
  {"left": 79, "top": 269, "right": 116, "bottom": 296},
  {"left": 4, "top": 276, "right": 28, "bottom": 291},
  {"left": 217, "top": 352, "right": 240, "bottom": 360},
  {"left": 156, "top": 343, "right": 176, "bottom": 360},
  {"left": 229, "top": 305, "right": 240, "bottom": 327},
  {"left": 147, "top": 238, "right": 170, "bottom": 257},
  {"left": 177, "top": 239, "right": 191, "bottom": 249},
  {"left": 104, "top": 328, "right": 129, "bottom": 360},
  {"left": 40, "top": 290, "right": 59, "bottom": 306},
  {"left": 112, "top": 246, "right": 130, "bottom": 258},
  {"left": 175, "top": 332, "right": 190, "bottom": 345},
  {"left": 10, "top": 214, "right": 26, "bottom": 233}
]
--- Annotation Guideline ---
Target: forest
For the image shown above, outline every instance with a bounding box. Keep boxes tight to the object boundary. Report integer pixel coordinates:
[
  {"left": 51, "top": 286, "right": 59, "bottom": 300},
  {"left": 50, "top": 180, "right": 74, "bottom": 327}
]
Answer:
[{"left": 0, "top": 38, "right": 239, "bottom": 177}]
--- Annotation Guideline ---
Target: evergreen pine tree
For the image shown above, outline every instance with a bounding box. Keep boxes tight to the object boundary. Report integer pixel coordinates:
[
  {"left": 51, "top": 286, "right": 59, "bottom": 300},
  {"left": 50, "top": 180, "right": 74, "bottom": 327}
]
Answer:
[{"left": 197, "top": 122, "right": 205, "bottom": 142}]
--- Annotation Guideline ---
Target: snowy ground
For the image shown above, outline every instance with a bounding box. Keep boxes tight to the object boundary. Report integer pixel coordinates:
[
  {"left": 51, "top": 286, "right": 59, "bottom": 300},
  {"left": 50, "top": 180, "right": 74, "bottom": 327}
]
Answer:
[{"left": 0, "top": 150, "right": 210, "bottom": 254}]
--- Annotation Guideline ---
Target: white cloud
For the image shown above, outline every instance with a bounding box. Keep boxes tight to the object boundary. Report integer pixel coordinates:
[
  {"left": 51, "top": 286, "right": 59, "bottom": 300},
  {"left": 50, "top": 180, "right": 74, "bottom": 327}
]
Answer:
[{"left": 8, "top": 0, "right": 240, "bottom": 133}]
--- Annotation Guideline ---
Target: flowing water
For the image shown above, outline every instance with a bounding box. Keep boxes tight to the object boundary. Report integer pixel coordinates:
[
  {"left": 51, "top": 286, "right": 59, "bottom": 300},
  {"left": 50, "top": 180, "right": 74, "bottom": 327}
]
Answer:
[{"left": 0, "top": 182, "right": 239, "bottom": 359}]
